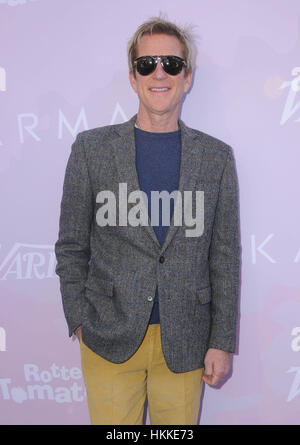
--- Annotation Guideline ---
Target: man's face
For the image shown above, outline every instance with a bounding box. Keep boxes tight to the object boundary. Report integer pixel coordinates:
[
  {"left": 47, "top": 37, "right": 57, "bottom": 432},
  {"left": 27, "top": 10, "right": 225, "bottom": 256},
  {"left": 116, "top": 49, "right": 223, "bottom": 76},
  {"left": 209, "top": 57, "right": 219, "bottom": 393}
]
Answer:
[{"left": 129, "top": 33, "right": 192, "bottom": 119}]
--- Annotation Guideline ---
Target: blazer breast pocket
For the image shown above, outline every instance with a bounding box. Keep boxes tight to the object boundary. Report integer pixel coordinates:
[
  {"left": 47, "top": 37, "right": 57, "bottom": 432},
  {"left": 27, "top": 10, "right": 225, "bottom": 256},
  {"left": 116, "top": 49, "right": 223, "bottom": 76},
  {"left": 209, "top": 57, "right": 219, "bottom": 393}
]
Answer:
[
  {"left": 195, "top": 180, "right": 219, "bottom": 195},
  {"left": 195, "top": 181, "right": 220, "bottom": 226}
]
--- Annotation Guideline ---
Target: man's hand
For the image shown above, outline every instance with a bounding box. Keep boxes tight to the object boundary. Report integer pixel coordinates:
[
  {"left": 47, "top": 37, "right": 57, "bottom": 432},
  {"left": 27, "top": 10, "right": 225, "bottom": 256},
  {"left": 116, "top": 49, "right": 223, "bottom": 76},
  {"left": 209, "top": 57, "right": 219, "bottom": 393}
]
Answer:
[
  {"left": 202, "top": 348, "right": 231, "bottom": 386},
  {"left": 75, "top": 326, "right": 82, "bottom": 342}
]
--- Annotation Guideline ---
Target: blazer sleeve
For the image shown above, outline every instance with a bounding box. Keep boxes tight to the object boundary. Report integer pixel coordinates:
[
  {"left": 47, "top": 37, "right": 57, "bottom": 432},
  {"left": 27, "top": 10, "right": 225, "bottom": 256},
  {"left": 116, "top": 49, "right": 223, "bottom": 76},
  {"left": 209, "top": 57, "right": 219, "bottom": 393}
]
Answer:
[
  {"left": 208, "top": 146, "right": 241, "bottom": 353},
  {"left": 55, "top": 132, "right": 93, "bottom": 337}
]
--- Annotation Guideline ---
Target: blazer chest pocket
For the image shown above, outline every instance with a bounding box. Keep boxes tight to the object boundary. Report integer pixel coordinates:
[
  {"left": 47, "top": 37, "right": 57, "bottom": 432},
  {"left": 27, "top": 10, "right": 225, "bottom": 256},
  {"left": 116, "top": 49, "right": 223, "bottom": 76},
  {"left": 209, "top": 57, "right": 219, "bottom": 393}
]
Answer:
[
  {"left": 84, "top": 275, "right": 114, "bottom": 298},
  {"left": 196, "top": 285, "right": 211, "bottom": 304},
  {"left": 195, "top": 181, "right": 219, "bottom": 199}
]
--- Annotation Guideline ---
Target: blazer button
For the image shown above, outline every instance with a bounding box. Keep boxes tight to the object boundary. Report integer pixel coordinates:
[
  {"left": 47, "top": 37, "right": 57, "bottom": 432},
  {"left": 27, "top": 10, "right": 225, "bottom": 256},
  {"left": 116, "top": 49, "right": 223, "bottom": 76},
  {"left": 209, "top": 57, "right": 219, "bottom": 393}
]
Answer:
[
  {"left": 147, "top": 296, "right": 153, "bottom": 302},
  {"left": 159, "top": 255, "right": 165, "bottom": 263}
]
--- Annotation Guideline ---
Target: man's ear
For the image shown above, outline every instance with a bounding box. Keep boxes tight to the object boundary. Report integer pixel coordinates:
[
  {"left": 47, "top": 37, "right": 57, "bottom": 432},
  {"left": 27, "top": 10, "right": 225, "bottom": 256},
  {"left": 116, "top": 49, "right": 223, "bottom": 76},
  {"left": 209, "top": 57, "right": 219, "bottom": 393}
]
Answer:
[
  {"left": 184, "top": 69, "right": 193, "bottom": 94},
  {"left": 129, "top": 70, "right": 138, "bottom": 93}
]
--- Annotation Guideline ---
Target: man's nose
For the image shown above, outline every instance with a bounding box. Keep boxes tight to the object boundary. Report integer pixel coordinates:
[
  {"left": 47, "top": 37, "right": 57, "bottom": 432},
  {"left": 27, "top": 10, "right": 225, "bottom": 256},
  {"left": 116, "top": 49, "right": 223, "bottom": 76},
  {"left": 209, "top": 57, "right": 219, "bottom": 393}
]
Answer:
[{"left": 152, "top": 59, "right": 168, "bottom": 79}]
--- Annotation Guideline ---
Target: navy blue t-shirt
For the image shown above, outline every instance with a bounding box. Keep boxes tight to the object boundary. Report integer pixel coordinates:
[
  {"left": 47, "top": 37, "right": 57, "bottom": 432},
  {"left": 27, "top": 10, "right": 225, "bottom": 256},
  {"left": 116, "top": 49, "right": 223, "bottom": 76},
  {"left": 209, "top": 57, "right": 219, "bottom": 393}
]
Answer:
[{"left": 134, "top": 125, "right": 181, "bottom": 324}]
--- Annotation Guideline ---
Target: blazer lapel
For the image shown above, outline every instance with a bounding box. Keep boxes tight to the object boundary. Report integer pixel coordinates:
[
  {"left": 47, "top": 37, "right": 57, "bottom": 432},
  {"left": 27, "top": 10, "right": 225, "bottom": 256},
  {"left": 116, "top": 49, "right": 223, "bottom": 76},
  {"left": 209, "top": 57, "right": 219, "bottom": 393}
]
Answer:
[
  {"left": 110, "top": 115, "right": 160, "bottom": 248},
  {"left": 110, "top": 114, "right": 205, "bottom": 252},
  {"left": 160, "top": 119, "right": 205, "bottom": 254}
]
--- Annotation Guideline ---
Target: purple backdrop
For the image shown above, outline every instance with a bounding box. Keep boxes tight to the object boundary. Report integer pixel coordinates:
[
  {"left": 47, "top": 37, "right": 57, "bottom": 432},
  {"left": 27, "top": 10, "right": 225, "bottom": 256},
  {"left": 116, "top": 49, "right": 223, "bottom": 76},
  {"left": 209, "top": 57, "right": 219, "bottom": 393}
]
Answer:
[{"left": 0, "top": 0, "right": 299, "bottom": 425}]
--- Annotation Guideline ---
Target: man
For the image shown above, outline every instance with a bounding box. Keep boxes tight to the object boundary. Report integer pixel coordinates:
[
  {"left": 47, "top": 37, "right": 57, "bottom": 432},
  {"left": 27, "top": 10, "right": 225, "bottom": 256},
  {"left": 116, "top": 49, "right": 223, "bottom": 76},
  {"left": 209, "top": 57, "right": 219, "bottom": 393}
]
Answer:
[{"left": 55, "top": 16, "right": 241, "bottom": 425}]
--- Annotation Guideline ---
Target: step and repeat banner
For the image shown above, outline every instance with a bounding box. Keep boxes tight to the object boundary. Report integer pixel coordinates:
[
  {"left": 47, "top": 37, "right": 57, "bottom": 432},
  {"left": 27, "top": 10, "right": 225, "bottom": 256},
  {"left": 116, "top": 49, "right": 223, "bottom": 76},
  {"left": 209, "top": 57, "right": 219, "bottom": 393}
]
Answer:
[{"left": 0, "top": 0, "right": 299, "bottom": 425}]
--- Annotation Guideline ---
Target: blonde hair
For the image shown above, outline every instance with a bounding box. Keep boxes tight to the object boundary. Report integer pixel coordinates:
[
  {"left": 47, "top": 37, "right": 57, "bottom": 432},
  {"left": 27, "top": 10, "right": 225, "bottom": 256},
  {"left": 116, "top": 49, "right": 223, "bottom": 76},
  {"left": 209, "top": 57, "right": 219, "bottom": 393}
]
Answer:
[{"left": 127, "top": 13, "right": 197, "bottom": 78}]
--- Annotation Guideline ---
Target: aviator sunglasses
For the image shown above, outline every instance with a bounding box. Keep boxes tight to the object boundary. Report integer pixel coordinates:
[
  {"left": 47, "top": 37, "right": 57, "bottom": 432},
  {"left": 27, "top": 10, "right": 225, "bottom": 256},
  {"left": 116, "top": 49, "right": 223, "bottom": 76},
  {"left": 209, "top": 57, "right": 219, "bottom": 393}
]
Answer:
[{"left": 133, "top": 55, "right": 187, "bottom": 76}]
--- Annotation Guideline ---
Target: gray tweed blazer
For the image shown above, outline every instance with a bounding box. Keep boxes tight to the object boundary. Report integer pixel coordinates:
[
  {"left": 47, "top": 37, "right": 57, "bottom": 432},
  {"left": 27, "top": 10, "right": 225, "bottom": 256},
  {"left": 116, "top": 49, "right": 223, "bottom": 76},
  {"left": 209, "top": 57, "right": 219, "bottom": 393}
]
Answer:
[{"left": 55, "top": 113, "right": 241, "bottom": 373}]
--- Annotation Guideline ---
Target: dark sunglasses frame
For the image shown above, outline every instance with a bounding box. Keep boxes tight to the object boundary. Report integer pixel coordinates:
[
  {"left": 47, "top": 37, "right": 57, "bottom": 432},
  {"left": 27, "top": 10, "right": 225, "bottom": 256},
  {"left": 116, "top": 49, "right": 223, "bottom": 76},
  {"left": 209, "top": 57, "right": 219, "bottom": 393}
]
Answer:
[{"left": 133, "top": 55, "right": 187, "bottom": 76}]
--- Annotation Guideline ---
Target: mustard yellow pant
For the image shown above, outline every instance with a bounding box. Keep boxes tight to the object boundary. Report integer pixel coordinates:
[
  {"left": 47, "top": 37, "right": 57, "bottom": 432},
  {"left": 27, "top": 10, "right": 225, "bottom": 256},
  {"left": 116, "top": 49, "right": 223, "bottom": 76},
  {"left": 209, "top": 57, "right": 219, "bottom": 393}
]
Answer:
[{"left": 80, "top": 323, "right": 204, "bottom": 425}]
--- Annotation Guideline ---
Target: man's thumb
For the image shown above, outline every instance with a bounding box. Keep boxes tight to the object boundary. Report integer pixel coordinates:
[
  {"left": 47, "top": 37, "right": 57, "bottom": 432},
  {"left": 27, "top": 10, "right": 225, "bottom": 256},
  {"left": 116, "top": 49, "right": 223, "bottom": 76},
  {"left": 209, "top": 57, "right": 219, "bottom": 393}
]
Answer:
[{"left": 204, "top": 360, "right": 213, "bottom": 376}]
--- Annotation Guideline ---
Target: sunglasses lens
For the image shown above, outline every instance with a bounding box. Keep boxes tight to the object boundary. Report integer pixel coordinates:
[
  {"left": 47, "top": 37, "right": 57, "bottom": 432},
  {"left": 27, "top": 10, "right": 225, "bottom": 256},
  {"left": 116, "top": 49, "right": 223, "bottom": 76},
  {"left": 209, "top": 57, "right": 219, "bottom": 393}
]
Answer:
[
  {"left": 162, "top": 56, "right": 184, "bottom": 75},
  {"left": 136, "top": 56, "right": 156, "bottom": 75}
]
